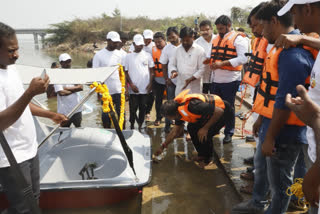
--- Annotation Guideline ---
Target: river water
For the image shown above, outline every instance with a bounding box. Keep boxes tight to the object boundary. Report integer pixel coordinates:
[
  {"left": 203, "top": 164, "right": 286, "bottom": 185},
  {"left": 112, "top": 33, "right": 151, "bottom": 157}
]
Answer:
[{"left": 14, "top": 36, "right": 241, "bottom": 214}]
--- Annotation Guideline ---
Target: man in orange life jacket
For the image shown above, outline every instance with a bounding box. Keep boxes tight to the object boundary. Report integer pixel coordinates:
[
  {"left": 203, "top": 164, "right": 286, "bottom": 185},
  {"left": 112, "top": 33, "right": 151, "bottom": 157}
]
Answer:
[
  {"left": 152, "top": 32, "right": 167, "bottom": 126},
  {"left": 248, "top": 1, "right": 314, "bottom": 213},
  {"left": 237, "top": 2, "right": 271, "bottom": 199},
  {"left": 208, "top": 15, "right": 249, "bottom": 144},
  {"left": 154, "top": 89, "right": 234, "bottom": 167}
]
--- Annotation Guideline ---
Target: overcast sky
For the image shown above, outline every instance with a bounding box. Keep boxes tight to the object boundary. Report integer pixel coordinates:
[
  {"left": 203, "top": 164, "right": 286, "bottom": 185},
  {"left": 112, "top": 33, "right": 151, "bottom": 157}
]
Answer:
[{"left": 2, "top": 0, "right": 263, "bottom": 29}]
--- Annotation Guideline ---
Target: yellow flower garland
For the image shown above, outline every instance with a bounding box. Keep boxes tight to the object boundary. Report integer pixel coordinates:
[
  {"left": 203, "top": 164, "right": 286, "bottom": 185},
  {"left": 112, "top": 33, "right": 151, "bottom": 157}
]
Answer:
[
  {"left": 286, "top": 178, "right": 309, "bottom": 209},
  {"left": 90, "top": 64, "right": 126, "bottom": 130}
]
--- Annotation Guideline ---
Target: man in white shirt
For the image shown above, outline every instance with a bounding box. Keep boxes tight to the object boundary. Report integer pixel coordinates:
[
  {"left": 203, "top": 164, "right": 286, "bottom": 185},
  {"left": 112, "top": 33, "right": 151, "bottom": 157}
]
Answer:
[
  {"left": 160, "top": 26, "right": 180, "bottom": 133},
  {"left": 129, "top": 29, "right": 155, "bottom": 55},
  {"left": 0, "top": 22, "right": 67, "bottom": 213},
  {"left": 195, "top": 20, "right": 216, "bottom": 94},
  {"left": 169, "top": 27, "right": 206, "bottom": 96},
  {"left": 125, "top": 34, "right": 154, "bottom": 131},
  {"left": 143, "top": 29, "right": 156, "bottom": 121},
  {"left": 54, "top": 53, "right": 83, "bottom": 127},
  {"left": 277, "top": 1, "right": 320, "bottom": 213},
  {"left": 93, "top": 31, "right": 123, "bottom": 128},
  {"left": 209, "top": 15, "right": 249, "bottom": 143}
]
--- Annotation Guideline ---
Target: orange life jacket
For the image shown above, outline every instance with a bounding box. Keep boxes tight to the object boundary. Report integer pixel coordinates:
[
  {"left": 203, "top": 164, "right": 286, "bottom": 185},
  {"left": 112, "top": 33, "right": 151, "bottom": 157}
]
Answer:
[
  {"left": 174, "top": 89, "right": 225, "bottom": 123},
  {"left": 152, "top": 46, "right": 163, "bottom": 78},
  {"left": 243, "top": 37, "right": 268, "bottom": 87},
  {"left": 210, "top": 31, "right": 243, "bottom": 71},
  {"left": 252, "top": 46, "right": 314, "bottom": 126}
]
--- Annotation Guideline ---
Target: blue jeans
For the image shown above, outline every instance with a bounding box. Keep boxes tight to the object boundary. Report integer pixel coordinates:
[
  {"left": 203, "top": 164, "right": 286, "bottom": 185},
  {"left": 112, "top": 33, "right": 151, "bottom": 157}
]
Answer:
[
  {"left": 165, "top": 84, "right": 176, "bottom": 129},
  {"left": 291, "top": 145, "right": 307, "bottom": 201},
  {"left": 265, "top": 142, "right": 302, "bottom": 214},
  {"left": 252, "top": 134, "right": 269, "bottom": 208},
  {"left": 211, "top": 81, "right": 240, "bottom": 136}
]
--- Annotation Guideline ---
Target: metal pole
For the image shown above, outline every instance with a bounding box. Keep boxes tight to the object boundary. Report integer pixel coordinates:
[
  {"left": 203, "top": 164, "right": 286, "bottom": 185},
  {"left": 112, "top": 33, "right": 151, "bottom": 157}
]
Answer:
[{"left": 38, "top": 87, "right": 96, "bottom": 148}]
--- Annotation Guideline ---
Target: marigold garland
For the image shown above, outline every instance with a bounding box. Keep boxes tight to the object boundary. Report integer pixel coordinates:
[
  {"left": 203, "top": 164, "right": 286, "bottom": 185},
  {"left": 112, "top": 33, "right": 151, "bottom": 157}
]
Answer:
[
  {"left": 90, "top": 64, "right": 126, "bottom": 130},
  {"left": 286, "top": 178, "right": 309, "bottom": 209}
]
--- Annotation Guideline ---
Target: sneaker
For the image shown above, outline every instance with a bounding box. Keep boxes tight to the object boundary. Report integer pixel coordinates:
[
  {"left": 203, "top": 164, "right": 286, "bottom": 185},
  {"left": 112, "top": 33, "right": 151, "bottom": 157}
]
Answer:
[
  {"left": 288, "top": 200, "right": 308, "bottom": 211},
  {"left": 223, "top": 135, "right": 232, "bottom": 144},
  {"left": 231, "top": 200, "right": 265, "bottom": 214}
]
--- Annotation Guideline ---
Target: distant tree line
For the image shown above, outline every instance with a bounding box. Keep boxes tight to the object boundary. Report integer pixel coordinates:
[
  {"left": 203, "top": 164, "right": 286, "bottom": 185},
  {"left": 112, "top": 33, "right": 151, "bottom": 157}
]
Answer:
[{"left": 46, "top": 7, "right": 251, "bottom": 46}]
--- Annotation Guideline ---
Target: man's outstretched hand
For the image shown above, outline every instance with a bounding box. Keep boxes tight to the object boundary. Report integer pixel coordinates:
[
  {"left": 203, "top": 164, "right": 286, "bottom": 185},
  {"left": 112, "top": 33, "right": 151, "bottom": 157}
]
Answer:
[{"left": 286, "top": 85, "right": 320, "bottom": 129}]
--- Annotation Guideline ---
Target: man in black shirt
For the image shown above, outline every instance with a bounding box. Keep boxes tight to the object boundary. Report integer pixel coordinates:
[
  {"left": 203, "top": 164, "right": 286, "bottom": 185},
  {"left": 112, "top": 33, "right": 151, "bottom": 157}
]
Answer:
[{"left": 155, "top": 90, "right": 234, "bottom": 167}]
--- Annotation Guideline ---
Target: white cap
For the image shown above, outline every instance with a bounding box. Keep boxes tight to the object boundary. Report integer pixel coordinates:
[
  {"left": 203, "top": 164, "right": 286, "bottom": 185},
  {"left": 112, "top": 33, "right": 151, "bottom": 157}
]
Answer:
[
  {"left": 133, "top": 34, "right": 145, "bottom": 46},
  {"left": 143, "top": 29, "right": 153, "bottom": 39},
  {"left": 59, "top": 53, "right": 71, "bottom": 62},
  {"left": 106, "top": 31, "right": 122, "bottom": 42},
  {"left": 278, "top": 0, "right": 320, "bottom": 16}
]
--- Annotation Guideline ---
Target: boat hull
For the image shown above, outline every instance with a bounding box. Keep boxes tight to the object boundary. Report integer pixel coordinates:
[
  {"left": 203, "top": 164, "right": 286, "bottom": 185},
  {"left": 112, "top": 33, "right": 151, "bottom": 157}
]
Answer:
[{"left": 0, "top": 187, "right": 140, "bottom": 209}]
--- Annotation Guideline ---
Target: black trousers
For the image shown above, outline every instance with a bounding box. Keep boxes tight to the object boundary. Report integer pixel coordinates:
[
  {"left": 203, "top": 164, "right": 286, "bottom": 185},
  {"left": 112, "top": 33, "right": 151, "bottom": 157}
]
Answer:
[
  {"left": 153, "top": 81, "right": 166, "bottom": 121},
  {"left": 187, "top": 101, "right": 234, "bottom": 161},
  {"left": 101, "top": 93, "right": 121, "bottom": 128},
  {"left": 129, "top": 94, "right": 148, "bottom": 126},
  {"left": 61, "top": 112, "right": 82, "bottom": 128},
  {"left": 202, "top": 83, "right": 212, "bottom": 94},
  {"left": 145, "top": 92, "right": 154, "bottom": 115},
  {"left": 0, "top": 155, "right": 40, "bottom": 214}
]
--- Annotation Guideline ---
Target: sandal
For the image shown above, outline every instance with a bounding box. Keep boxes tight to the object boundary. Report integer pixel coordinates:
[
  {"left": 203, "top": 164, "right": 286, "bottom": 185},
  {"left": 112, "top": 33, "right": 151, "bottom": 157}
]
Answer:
[
  {"left": 240, "top": 172, "right": 254, "bottom": 181},
  {"left": 154, "top": 120, "right": 161, "bottom": 126},
  {"left": 240, "top": 184, "right": 253, "bottom": 195}
]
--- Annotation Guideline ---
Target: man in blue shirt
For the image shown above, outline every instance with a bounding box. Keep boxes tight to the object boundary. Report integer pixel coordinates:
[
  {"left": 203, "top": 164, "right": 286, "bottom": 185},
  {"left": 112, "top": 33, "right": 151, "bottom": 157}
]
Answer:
[
  {"left": 232, "top": 1, "right": 315, "bottom": 213},
  {"left": 257, "top": 1, "right": 314, "bottom": 214}
]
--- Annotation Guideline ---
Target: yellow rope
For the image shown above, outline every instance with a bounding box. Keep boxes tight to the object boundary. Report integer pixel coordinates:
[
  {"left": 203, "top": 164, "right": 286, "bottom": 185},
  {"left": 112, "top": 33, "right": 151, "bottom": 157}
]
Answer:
[
  {"left": 286, "top": 178, "right": 309, "bottom": 209},
  {"left": 90, "top": 65, "right": 126, "bottom": 130}
]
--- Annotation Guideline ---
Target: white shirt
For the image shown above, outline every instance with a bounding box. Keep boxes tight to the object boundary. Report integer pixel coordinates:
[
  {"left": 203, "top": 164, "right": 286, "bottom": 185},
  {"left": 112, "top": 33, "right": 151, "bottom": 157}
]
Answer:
[
  {"left": 159, "top": 43, "right": 180, "bottom": 85},
  {"left": 169, "top": 43, "right": 206, "bottom": 96},
  {"left": 54, "top": 84, "right": 82, "bottom": 116},
  {"left": 208, "top": 32, "right": 249, "bottom": 83},
  {"left": 125, "top": 50, "right": 154, "bottom": 94},
  {"left": 0, "top": 65, "right": 38, "bottom": 167},
  {"left": 119, "top": 48, "right": 127, "bottom": 65},
  {"left": 195, "top": 34, "right": 216, "bottom": 83},
  {"left": 129, "top": 41, "right": 155, "bottom": 55},
  {"left": 307, "top": 52, "right": 320, "bottom": 163},
  {"left": 93, "top": 48, "right": 122, "bottom": 94}
]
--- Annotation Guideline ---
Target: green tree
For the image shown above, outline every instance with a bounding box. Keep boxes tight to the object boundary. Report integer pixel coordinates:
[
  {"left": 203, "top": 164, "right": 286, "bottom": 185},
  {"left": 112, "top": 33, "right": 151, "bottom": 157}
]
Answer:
[{"left": 112, "top": 8, "right": 121, "bottom": 17}]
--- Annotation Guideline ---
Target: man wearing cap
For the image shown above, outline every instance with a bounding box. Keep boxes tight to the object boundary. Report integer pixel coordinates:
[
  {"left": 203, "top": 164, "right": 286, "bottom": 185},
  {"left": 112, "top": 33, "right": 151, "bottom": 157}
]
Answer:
[
  {"left": 125, "top": 34, "right": 154, "bottom": 131},
  {"left": 129, "top": 29, "right": 155, "bottom": 55},
  {"left": 93, "top": 31, "right": 123, "bottom": 128},
  {"left": 276, "top": 0, "right": 320, "bottom": 213},
  {"left": 54, "top": 53, "right": 83, "bottom": 127},
  {"left": 142, "top": 29, "right": 156, "bottom": 121}
]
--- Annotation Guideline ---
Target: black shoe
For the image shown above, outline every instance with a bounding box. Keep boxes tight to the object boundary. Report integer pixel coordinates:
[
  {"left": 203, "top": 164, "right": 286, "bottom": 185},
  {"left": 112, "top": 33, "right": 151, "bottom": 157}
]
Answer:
[
  {"left": 246, "top": 135, "right": 256, "bottom": 142},
  {"left": 223, "top": 135, "right": 232, "bottom": 144},
  {"left": 130, "top": 123, "right": 134, "bottom": 130},
  {"left": 244, "top": 156, "right": 254, "bottom": 165}
]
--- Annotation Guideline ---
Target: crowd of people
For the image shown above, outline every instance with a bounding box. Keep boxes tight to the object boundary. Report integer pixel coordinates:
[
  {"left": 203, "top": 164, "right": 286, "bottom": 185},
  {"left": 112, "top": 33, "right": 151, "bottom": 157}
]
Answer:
[{"left": 2, "top": 0, "right": 320, "bottom": 213}]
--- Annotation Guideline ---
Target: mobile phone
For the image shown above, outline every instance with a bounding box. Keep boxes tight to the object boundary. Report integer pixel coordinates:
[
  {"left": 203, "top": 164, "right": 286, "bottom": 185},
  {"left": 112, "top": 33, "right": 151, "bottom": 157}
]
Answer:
[{"left": 40, "top": 69, "right": 46, "bottom": 80}]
